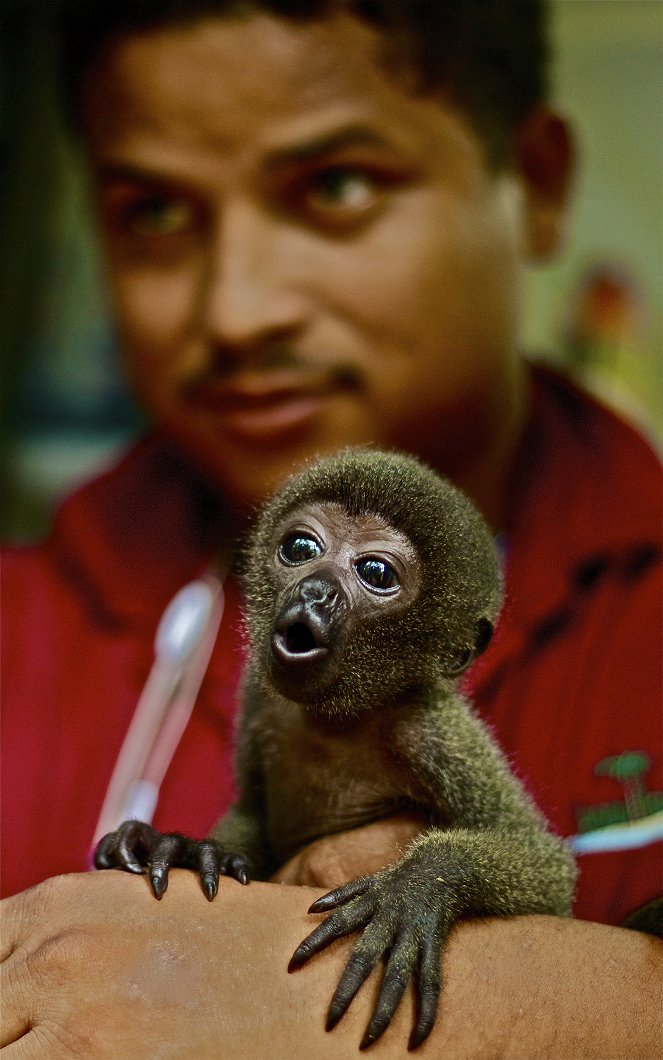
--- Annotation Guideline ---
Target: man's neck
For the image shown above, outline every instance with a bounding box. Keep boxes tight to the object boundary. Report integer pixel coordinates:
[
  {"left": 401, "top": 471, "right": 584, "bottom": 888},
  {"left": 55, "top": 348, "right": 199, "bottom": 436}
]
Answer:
[{"left": 453, "top": 362, "right": 530, "bottom": 534}]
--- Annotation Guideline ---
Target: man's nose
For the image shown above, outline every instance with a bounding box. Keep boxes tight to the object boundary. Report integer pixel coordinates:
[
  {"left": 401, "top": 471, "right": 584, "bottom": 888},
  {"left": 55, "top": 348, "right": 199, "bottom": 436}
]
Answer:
[{"left": 201, "top": 200, "right": 309, "bottom": 350}]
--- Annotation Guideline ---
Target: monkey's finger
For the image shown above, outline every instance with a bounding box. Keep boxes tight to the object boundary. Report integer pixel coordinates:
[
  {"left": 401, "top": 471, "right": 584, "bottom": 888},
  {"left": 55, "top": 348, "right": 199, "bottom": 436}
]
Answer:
[
  {"left": 92, "top": 831, "right": 129, "bottom": 870},
  {"left": 309, "top": 876, "right": 371, "bottom": 913},
  {"left": 221, "top": 852, "right": 251, "bottom": 886},
  {"left": 325, "top": 944, "right": 380, "bottom": 1031},
  {"left": 359, "top": 938, "right": 413, "bottom": 1049},
  {"left": 195, "top": 841, "right": 223, "bottom": 900},
  {"left": 408, "top": 937, "right": 442, "bottom": 1050},
  {"left": 94, "top": 821, "right": 155, "bottom": 873},
  {"left": 148, "top": 834, "right": 183, "bottom": 899},
  {"left": 289, "top": 902, "right": 374, "bottom": 970},
  {"left": 115, "top": 822, "right": 152, "bottom": 873}
]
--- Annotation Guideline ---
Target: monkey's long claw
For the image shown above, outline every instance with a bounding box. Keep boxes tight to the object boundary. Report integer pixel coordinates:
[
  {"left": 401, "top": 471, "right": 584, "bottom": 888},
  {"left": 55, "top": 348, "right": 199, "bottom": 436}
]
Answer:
[
  {"left": 146, "top": 832, "right": 190, "bottom": 898},
  {"left": 308, "top": 876, "right": 370, "bottom": 913},
  {"left": 94, "top": 831, "right": 143, "bottom": 873},
  {"left": 325, "top": 945, "right": 378, "bottom": 1030},
  {"left": 150, "top": 866, "right": 168, "bottom": 899},
  {"left": 194, "top": 843, "right": 251, "bottom": 899},
  {"left": 409, "top": 936, "right": 442, "bottom": 1050},
  {"left": 289, "top": 895, "right": 373, "bottom": 971},
  {"left": 359, "top": 939, "right": 412, "bottom": 1049},
  {"left": 226, "top": 854, "right": 251, "bottom": 885},
  {"left": 196, "top": 840, "right": 222, "bottom": 899}
]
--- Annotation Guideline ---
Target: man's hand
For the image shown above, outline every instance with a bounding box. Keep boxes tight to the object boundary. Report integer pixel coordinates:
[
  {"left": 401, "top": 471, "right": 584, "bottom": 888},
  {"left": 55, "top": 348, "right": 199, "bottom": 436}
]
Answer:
[
  {"left": 0, "top": 869, "right": 360, "bottom": 1058},
  {"left": 2, "top": 868, "right": 662, "bottom": 1058},
  {"left": 270, "top": 813, "right": 425, "bottom": 887}
]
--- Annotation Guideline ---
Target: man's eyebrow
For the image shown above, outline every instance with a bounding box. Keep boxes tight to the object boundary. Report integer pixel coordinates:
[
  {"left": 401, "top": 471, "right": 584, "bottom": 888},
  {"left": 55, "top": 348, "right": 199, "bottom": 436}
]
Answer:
[
  {"left": 95, "top": 162, "right": 175, "bottom": 186},
  {"left": 93, "top": 127, "right": 401, "bottom": 186},
  {"left": 265, "top": 126, "right": 394, "bottom": 168}
]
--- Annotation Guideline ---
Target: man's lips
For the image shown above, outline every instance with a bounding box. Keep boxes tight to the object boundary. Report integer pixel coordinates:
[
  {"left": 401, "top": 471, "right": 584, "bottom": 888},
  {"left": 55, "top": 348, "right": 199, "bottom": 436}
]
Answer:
[{"left": 183, "top": 372, "right": 336, "bottom": 442}]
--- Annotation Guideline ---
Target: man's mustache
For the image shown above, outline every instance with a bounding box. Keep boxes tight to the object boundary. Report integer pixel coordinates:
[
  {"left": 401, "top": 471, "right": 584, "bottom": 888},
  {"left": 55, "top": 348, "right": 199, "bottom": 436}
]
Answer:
[{"left": 188, "top": 346, "right": 362, "bottom": 392}]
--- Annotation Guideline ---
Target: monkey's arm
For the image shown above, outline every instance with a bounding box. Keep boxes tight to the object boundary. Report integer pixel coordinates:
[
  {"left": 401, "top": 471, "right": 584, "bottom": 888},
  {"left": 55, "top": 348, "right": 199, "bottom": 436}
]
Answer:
[
  {"left": 207, "top": 664, "right": 278, "bottom": 879},
  {"left": 207, "top": 743, "right": 271, "bottom": 878},
  {"left": 410, "top": 688, "right": 577, "bottom": 911},
  {"left": 291, "top": 688, "right": 576, "bottom": 1048}
]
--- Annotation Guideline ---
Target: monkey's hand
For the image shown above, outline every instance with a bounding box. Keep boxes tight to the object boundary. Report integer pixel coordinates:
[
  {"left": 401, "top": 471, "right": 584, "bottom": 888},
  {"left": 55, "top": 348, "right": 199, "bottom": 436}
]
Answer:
[
  {"left": 94, "top": 820, "right": 251, "bottom": 900},
  {"left": 289, "top": 854, "right": 460, "bottom": 1051}
]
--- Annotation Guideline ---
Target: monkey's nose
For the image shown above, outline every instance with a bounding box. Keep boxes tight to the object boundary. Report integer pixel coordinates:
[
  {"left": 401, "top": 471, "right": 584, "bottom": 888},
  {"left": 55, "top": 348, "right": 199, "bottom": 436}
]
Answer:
[{"left": 297, "top": 577, "right": 338, "bottom": 605}]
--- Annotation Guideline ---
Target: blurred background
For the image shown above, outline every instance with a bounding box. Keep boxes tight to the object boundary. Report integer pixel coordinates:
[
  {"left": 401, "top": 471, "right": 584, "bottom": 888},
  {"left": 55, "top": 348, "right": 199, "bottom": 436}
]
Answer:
[{"left": 2, "top": 0, "right": 662, "bottom": 542}]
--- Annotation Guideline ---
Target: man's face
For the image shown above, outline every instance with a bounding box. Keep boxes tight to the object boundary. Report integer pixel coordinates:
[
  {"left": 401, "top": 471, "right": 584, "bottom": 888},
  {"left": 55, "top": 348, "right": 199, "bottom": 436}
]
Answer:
[{"left": 83, "top": 11, "right": 529, "bottom": 511}]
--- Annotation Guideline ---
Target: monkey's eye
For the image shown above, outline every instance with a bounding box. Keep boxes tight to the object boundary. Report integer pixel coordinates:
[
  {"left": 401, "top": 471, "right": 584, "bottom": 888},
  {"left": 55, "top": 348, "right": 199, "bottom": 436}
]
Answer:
[
  {"left": 278, "top": 533, "right": 323, "bottom": 565},
  {"left": 355, "top": 557, "right": 399, "bottom": 593}
]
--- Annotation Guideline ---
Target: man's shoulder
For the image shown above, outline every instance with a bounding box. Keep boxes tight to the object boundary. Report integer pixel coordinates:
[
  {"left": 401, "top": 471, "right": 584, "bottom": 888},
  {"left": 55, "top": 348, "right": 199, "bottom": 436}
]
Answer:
[
  {"left": 3, "top": 432, "right": 226, "bottom": 625},
  {"left": 531, "top": 364, "right": 661, "bottom": 474},
  {"left": 524, "top": 363, "right": 661, "bottom": 536},
  {"left": 502, "top": 364, "right": 661, "bottom": 623}
]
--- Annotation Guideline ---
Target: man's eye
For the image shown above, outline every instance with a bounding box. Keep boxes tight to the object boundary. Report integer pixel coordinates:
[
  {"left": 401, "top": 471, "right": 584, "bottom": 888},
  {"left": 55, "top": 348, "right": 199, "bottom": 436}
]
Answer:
[
  {"left": 123, "top": 196, "right": 194, "bottom": 237},
  {"left": 355, "top": 558, "right": 399, "bottom": 593},
  {"left": 278, "top": 534, "right": 322, "bottom": 565},
  {"left": 307, "top": 167, "right": 377, "bottom": 212}
]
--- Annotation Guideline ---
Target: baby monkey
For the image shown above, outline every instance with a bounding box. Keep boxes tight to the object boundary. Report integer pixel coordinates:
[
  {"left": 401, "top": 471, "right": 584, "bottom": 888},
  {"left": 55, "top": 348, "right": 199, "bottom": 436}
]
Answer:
[{"left": 96, "top": 449, "right": 576, "bottom": 1050}]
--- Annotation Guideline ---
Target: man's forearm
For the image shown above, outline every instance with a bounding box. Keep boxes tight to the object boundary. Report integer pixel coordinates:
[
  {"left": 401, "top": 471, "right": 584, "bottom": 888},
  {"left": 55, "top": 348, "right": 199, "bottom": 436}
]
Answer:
[
  {"left": 437, "top": 913, "right": 661, "bottom": 1058},
  {"left": 1, "top": 870, "right": 661, "bottom": 1058}
]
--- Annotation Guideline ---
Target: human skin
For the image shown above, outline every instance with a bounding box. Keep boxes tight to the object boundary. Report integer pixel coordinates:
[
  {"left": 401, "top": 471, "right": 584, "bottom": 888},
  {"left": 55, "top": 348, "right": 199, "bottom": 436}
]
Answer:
[
  {"left": 81, "top": 11, "right": 571, "bottom": 530},
  {"left": 2, "top": 866, "right": 661, "bottom": 1058}
]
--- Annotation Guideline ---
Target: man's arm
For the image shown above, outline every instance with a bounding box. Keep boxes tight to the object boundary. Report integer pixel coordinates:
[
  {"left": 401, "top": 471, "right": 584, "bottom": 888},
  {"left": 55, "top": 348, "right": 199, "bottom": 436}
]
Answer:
[{"left": 2, "top": 869, "right": 660, "bottom": 1059}]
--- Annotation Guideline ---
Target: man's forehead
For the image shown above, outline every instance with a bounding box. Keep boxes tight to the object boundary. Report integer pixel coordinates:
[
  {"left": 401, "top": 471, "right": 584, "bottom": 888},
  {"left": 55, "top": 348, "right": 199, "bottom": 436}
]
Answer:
[
  {"left": 81, "top": 11, "right": 453, "bottom": 165},
  {"left": 85, "top": 15, "right": 377, "bottom": 123}
]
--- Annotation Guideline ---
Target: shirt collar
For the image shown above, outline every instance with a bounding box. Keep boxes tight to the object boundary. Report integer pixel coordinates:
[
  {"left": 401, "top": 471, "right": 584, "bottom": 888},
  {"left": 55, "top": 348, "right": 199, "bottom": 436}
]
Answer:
[{"left": 51, "top": 432, "right": 227, "bottom": 626}]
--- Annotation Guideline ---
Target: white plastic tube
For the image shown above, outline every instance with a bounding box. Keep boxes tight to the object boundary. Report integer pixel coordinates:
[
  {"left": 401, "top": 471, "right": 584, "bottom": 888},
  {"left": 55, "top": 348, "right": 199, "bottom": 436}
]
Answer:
[{"left": 92, "top": 576, "right": 224, "bottom": 848}]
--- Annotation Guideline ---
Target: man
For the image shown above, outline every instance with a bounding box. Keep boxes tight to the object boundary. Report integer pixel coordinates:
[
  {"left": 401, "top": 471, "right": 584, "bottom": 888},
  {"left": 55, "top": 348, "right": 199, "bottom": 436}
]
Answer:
[{"left": 2, "top": 1, "right": 661, "bottom": 1054}]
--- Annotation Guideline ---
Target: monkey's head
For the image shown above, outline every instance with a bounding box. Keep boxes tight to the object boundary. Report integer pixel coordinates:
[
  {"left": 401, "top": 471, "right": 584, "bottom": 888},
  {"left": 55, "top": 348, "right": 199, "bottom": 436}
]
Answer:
[{"left": 241, "top": 449, "right": 502, "bottom": 717}]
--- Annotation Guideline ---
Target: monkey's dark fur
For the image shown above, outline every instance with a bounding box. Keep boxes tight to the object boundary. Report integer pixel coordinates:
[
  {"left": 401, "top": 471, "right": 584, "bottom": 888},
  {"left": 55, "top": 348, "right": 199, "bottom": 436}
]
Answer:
[{"left": 96, "top": 449, "right": 577, "bottom": 1051}]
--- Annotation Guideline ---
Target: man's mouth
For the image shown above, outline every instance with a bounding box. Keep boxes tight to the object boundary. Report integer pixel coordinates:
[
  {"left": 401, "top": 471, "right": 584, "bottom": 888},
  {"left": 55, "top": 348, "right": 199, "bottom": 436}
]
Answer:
[{"left": 183, "top": 366, "right": 358, "bottom": 444}]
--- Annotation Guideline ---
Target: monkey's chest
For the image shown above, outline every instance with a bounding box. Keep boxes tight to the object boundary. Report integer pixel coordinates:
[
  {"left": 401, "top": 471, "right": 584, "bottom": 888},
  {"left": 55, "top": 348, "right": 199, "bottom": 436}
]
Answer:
[{"left": 252, "top": 712, "right": 414, "bottom": 864}]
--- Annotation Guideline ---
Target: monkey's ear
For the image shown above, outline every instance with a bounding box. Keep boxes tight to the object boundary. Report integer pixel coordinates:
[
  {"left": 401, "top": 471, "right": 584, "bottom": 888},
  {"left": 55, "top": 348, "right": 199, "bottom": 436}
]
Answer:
[
  {"left": 442, "top": 619, "right": 494, "bottom": 678},
  {"left": 474, "top": 618, "right": 494, "bottom": 658}
]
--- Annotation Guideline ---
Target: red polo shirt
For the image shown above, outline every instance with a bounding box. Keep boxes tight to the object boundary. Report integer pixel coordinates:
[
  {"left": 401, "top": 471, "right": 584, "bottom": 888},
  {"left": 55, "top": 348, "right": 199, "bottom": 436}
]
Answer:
[{"left": 2, "top": 366, "right": 661, "bottom": 924}]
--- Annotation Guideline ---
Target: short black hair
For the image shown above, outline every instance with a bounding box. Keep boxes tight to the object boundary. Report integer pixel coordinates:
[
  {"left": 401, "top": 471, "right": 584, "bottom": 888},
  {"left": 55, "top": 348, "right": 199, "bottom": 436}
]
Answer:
[{"left": 58, "top": 0, "right": 549, "bottom": 166}]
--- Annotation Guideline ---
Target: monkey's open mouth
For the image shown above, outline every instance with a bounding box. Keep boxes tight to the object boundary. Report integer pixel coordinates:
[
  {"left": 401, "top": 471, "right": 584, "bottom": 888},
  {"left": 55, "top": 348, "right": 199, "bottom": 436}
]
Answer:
[
  {"left": 271, "top": 622, "right": 330, "bottom": 665},
  {"left": 285, "top": 622, "right": 318, "bottom": 653}
]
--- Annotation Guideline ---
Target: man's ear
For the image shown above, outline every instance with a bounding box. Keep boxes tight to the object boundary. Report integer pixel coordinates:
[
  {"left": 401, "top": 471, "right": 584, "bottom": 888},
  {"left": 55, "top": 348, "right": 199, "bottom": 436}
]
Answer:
[{"left": 513, "top": 106, "right": 576, "bottom": 262}]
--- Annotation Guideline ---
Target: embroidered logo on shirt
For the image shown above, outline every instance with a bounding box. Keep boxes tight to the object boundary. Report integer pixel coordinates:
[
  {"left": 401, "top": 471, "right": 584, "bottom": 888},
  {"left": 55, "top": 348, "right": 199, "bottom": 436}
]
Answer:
[{"left": 570, "top": 751, "right": 663, "bottom": 854}]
